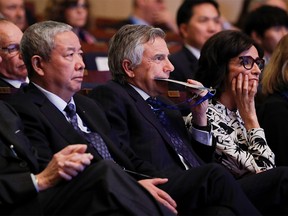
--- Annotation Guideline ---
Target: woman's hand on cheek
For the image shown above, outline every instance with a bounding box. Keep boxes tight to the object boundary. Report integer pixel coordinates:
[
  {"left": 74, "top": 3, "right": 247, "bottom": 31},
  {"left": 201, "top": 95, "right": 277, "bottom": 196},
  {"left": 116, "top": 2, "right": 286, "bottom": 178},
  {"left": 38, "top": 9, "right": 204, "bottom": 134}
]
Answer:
[{"left": 232, "top": 73, "right": 259, "bottom": 129}]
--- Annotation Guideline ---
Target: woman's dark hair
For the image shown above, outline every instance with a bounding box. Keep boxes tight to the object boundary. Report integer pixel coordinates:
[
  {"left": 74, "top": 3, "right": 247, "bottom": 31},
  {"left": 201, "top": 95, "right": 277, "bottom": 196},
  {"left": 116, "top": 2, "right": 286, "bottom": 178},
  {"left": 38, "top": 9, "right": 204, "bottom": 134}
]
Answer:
[
  {"left": 195, "top": 30, "right": 263, "bottom": 98},
  {"left": 45, "top": 0, "right": 90, "bottom": 29}
]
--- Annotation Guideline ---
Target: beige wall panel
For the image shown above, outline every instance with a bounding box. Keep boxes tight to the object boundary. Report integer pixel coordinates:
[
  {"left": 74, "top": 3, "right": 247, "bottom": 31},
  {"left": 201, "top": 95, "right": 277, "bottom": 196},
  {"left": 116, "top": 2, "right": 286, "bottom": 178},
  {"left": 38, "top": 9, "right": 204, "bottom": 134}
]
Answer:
[{"left": 27, "top": 0, "right": 243, "bottom": 24}]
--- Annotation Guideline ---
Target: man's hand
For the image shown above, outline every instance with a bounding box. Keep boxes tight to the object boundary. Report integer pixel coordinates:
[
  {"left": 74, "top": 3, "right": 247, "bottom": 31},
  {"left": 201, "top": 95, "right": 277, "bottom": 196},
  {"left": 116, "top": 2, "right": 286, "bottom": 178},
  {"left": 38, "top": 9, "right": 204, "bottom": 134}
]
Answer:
[
  {"left": 36, "top": 144, "right": 93, "bottom": 191},
  {"left": 138, "top": 178, "right": 178, "bottom": 215},
  {"left": 187, "top": 79, "right": 208, "bottom": 126}
]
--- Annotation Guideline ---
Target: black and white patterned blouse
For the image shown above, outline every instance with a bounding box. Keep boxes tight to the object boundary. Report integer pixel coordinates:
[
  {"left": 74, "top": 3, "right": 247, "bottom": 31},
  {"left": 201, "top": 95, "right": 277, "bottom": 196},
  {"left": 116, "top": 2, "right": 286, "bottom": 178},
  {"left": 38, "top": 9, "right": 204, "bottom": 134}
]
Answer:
[{"left": 186, "top": 100, "right": 275, "bottom": 178}]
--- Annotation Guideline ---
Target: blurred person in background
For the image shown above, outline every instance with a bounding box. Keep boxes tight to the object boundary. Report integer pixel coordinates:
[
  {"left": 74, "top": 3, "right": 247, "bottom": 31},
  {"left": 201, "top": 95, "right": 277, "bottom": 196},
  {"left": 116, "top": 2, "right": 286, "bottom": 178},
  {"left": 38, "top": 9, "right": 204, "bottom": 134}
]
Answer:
[
  {"left": 257, "top": 34, "right": 288, "bottom": 166},
  {"left": 168, "top": 0, "right": 222, "bottom": 115},
  {"left": 248, "top": 0, "right": 287, "bottom": 11},
  {"left": 114, "top": 0, "right": 178, "bottom": 34},
  {"left": 169, "top": 0, "right": 222, "bottom": 84},
  {"left": 0, "top": 0, "right": 26, "bottom": 31},
  {"left": 45, "top": 0, "right": 97, "bottom": 44},
  {"left": 242, "top": 5, "right": 288, "bottom": 105},
  {"left": 242, "top": 5, "right": 288, "bottom": 65}
]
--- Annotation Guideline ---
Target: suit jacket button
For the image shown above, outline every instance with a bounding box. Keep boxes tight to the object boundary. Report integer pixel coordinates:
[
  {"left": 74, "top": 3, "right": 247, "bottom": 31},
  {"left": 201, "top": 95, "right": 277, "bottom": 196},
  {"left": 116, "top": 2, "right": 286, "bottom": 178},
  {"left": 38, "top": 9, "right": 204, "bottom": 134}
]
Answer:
[{"left": 20, "top": 161, "right": 28, "bottom": 167}]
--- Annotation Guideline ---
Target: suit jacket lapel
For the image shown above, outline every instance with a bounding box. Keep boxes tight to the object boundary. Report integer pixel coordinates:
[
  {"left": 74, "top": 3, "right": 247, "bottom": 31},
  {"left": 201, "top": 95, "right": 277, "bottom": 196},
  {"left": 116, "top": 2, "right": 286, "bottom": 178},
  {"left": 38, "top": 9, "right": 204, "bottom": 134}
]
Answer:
[
  {"left": 24, "top": 85, "right": 136, "bottom": 169},
  {"left": 25, "top": 84, "right": 86, "bottom": 145},
  {"left": 124, "top": 85, "right": 174, "bottom": 146},
  {"left": 73, "top": 95, "right": 136, "bottom": 168},
  {"left": 0, "top": 102, "right": 38, "bottom": 171}
]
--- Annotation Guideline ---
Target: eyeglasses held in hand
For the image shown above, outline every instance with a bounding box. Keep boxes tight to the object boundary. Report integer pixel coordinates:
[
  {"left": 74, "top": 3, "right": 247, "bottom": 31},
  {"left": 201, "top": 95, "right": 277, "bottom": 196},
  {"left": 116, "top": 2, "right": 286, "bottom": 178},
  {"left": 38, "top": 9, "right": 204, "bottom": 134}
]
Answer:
[
  {"left": 239, "top": 56, "right": 265, "bottom": 71},
  {"left": 0, "top": 44, "right": 20, "bottom": 55},
  {"left": 153, "top": 78, "right": 216, "bottom": 110}
]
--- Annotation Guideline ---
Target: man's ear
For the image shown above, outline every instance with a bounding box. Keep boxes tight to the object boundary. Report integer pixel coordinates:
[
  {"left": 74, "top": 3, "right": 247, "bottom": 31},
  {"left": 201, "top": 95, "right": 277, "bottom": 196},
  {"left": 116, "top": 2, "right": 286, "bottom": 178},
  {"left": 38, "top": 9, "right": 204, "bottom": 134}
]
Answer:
[
  {"left": 122, "top": 59, "right": 135, "bottom": 78},
  {"left": 31, "top": 56, "right": 45, "bottom": 76},
  {"left": 251, "top": 31, "right": 263, "bottom": 46},
  {"left": 179, "top": 23, "right": 188, "bottom": 39}
]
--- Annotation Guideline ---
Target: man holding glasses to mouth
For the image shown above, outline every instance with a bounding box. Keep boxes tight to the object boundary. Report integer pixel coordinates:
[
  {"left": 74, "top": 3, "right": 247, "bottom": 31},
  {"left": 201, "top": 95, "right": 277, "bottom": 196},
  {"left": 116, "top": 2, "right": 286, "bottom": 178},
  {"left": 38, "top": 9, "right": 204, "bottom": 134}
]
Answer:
[{"left": 0, "top": 18, "right": 28, "bottom": 89}]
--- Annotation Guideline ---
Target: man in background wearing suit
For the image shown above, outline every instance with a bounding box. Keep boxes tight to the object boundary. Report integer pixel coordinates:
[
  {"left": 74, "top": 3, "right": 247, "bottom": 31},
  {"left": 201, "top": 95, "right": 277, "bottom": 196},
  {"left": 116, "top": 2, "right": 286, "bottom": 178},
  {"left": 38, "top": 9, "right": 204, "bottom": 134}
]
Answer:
[
  {"left": 169, "top": 0, "right": 222, "bottom": 84},
  {"left": 89, "top": 23, "right": 288, "bottom": 215},
  {"left": 8, "top": 20, "right": 261, "bottom": 215},
  {"left": 0, "top": 18, "right": 28, "bottom": 88}
]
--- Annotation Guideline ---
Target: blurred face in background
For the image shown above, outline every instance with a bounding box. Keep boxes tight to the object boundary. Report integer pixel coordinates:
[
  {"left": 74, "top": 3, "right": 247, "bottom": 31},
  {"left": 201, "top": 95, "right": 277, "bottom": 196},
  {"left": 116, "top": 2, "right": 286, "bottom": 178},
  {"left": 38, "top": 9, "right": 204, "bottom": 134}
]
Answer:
[
  {"left": 136, "top": 0, "right": 167, "bottom": 24},
  {"left": 260, "top": 26, "right": 288, "bottom": 56},
  {"left": 0, "top": 0, "right": 26, "bottom": 31},
  {"left": 65, "top": 0, "right": 88, "bottom": 28},
  {"left": 179, "top": 3, "right": 222, "bottom": 50}
]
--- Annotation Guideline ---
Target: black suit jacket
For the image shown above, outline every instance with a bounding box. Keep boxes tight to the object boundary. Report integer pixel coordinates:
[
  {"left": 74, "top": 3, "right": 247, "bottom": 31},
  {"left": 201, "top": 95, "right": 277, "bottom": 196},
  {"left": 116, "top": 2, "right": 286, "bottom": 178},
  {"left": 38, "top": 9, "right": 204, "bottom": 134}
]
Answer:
[
  {"left": 169, "top": 46, "right": 198, "bottom": 83},
  {"left": 2, "top": 95, "right": 169, "bottom": 215},
  {"left": 0, "top": 101, "right": 41, "bottom": 214},
  {"left": 89, "top": 81, "right": 215, "bottom": 172},
  {"left": 0, "top": 78, "right": 15, "bottom": 88},
  {"left": 257, "top": 92, "right": 288, "bottom": 166},
  {"left": 7, "top": 84, "right": 265, "bottom": 215},
  {"left": 8, "top": 83, "right": 159, "bottom": 178}
]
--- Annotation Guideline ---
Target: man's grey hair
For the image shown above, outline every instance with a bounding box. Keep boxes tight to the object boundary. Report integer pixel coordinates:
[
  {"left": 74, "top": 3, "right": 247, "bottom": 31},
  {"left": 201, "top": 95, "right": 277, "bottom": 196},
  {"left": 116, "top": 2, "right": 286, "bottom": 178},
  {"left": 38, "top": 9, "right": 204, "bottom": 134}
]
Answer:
[
  {"left": 20, "top": 20, "right": 73, "bottom": 78},
  {"left": 108, "top": 24, "right": 166, "bottom": 84}
]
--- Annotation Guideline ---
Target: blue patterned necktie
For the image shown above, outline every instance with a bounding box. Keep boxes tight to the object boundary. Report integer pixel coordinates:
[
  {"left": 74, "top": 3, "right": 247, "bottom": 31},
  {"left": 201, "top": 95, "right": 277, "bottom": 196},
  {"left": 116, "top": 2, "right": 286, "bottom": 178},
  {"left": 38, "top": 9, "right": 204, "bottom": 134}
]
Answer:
[
  {"left": 147, "top": 97, "right": 200, "bottom": 167},
  {"left": 64, "top": 103, "right": 113, "bottom": 160}
]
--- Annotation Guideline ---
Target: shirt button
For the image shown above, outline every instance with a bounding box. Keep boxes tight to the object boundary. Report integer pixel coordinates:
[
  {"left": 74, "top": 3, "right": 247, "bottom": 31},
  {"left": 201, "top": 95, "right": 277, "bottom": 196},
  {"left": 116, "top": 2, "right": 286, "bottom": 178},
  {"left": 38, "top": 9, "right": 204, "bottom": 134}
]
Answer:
[{"left": 19, "top": 161, "right": 28, "bottom": 167}]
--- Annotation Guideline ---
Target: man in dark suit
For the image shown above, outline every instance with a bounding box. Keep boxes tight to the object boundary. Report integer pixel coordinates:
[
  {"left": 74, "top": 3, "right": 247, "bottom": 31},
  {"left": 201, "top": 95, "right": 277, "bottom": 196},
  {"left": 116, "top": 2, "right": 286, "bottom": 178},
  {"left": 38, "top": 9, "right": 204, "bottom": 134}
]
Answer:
[
  {"left": 89, "top": 24, "right": 288, "bottom": 215},
  {"left": 0, "top": 18, "right": 28, "bottom": 88},
  {"left": 8, "top": 21, "right": 261, "bottom": 215},
  {"left": 169, "top": 0, "right": 222, "bottom": 84},
  {"left": 0, "top": 100, "right": 169, "bottom": 215},
  {"left": 113, "top": 0, "right": 178, "bottom": 34}
]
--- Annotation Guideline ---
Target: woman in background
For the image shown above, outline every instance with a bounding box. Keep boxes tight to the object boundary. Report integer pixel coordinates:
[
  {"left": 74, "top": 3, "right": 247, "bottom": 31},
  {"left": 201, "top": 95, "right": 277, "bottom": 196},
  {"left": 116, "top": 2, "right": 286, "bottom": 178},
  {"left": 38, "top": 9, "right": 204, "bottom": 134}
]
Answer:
[
  {"left": 257, "top": 34, "right": 288, "bottom": 166},
  {"left": 45, "top": 0, "right": 96, "bottom": 44}
]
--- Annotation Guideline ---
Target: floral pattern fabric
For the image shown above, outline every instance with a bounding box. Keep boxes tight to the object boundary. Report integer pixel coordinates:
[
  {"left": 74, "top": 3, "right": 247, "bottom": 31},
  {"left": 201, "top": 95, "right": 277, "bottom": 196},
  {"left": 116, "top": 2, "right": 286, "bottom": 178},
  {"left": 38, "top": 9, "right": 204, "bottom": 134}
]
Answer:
[{"left": 186, "top": 100, "right": 275, "bottom": 178}]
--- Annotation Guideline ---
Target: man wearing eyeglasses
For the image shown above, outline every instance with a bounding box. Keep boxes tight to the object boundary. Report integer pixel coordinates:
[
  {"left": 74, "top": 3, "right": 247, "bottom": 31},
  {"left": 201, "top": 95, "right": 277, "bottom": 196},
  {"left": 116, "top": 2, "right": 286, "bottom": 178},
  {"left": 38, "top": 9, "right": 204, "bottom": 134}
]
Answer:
[{"left": 0, "top": 18, "right": 28, "bottom": 89}]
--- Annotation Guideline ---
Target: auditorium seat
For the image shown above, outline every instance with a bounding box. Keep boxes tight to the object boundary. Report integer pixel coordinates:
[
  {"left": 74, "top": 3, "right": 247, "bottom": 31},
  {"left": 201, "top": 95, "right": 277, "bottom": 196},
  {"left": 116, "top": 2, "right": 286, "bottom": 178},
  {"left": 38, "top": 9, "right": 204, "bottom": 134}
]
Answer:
[{"left": 0, "top": 87, "right": 18, "bottom": 101}]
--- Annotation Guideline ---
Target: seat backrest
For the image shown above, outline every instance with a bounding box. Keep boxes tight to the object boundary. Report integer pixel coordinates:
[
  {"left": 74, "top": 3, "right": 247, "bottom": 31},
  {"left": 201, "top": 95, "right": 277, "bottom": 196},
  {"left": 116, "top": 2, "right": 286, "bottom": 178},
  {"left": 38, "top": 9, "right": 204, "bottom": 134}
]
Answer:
[{"left": 0, "top": 87, "right": 18, "bottom": 101}]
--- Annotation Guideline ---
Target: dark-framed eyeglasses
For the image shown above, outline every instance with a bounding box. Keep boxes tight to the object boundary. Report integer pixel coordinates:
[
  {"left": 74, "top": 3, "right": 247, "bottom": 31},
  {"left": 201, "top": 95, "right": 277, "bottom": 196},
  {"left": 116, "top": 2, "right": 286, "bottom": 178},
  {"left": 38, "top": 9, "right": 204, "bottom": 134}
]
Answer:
[
  {"left": 0, "top": 44, "right": 20, "bottom": 55},
  {"left": 239, "top": 56, "right": 265, "bottom": 71}
]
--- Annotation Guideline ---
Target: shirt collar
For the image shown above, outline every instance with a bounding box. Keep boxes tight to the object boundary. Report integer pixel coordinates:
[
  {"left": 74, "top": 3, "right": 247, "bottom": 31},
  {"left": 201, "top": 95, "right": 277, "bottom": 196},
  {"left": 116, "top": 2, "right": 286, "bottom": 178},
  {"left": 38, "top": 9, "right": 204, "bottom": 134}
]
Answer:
[
  {"left": 2, "top": 77, "right": 29, "bottom": 88},
  {"left": 32, "top": 82, "right": 74, "bottom": 113},
  {"left": 211, "top": 100, "right": 240, "bottom": 118},
  {"left": 129, "top": 16, "right": 149, "bottom": 25},
  {"left": 184, "top": 44, "right": 201, "bottom": 60},
  {"left": 129, "top": 83, "right": 150, "bottom": 100}
]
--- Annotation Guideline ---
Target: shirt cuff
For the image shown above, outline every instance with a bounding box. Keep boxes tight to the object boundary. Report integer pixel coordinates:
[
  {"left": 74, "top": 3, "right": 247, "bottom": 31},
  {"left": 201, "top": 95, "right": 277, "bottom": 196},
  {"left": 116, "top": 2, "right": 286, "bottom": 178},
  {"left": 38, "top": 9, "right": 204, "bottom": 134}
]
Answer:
[
  {"left": 190, "top": 126, "right": 213, "bottom": 146},
  {"left": 30, "top": 174, "right": 39, "bottom": 192}
]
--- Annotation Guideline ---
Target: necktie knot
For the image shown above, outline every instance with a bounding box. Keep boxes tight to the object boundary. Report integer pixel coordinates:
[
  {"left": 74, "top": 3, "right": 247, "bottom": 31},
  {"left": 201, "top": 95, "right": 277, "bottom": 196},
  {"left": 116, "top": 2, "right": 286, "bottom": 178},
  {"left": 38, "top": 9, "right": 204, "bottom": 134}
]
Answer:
[
  {"left": 64, "top": 102, "right": 113, "bottom": 160},
  {"left": 65, "top": 103, "right": 76, "bottom": 118},
  {"left": 147, "top": 97, "right": 200, "bottom": 168},
  {"left": 146, "top": 97, "right": 163, "bottom": 110}
]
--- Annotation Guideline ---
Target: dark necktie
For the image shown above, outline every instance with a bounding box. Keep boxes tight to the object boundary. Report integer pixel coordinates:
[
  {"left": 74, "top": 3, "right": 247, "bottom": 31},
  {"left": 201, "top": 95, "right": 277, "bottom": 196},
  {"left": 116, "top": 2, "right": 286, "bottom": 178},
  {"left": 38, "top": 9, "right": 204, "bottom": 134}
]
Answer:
[
  {"left": 64, "top": 103, "right": 113, "bottom": 160},
  {"left": 147, "top": 97, "right": 200, "bottom": 167}
]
